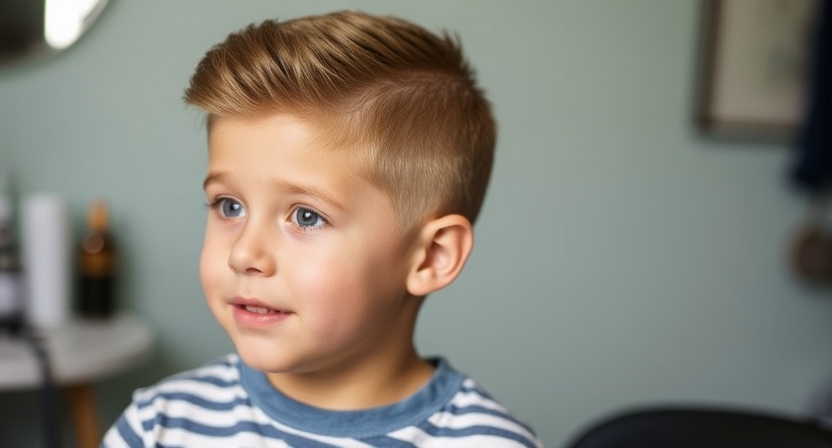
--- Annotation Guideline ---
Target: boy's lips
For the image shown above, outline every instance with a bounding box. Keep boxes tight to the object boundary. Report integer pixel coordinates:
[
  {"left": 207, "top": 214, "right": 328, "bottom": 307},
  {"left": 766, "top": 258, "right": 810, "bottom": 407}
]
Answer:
[
  {"left": 230, "top": 297, "right": 293, "bottom": 327},
  {"left": 230, "top": 297, "right": 288, "bottom": 311}
]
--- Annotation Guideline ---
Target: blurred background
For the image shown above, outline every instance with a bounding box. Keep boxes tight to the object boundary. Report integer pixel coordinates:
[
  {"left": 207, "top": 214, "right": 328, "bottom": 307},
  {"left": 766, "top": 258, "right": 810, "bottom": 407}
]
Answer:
[{"left": 1, "top": 0, "right": 832, "bottom": 446}]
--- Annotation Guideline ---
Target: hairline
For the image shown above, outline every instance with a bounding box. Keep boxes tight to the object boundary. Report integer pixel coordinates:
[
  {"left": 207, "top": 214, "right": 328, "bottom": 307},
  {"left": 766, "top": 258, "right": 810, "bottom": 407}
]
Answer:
[{"left": 202, "top": 110, "right": 443, "bottom": 233}]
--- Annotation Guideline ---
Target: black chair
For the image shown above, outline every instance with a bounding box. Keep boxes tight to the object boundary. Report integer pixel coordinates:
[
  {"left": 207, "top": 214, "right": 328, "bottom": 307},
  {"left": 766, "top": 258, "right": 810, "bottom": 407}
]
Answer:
[{"left": 564, "top": 406, "right": 832, "bottom": 448}]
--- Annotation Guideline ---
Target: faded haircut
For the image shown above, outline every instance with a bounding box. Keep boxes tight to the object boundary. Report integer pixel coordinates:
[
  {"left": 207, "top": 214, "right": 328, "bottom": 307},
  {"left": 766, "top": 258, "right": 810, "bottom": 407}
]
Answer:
[{"left": 184, "top": 10, "right": 496, "bottom": 226}]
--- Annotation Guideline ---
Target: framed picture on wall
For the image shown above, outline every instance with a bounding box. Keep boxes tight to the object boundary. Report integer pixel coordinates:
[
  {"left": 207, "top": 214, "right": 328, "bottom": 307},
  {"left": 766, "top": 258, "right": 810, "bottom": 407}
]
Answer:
[{"left": 696, "top": 0, "right": 818, "bottom": 140}]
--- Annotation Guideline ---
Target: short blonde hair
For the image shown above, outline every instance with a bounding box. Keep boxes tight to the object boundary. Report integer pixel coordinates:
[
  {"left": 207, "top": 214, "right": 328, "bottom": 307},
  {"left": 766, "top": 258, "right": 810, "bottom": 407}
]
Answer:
[{"left": 184, "top": 10, "right": 496, "bottom": 226}]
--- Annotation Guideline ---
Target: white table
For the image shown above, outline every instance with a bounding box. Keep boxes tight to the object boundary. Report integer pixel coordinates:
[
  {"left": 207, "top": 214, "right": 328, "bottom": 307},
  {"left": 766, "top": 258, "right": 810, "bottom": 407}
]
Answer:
[{"left": 0, "top": 314, "right": 155, "bottom": 448}]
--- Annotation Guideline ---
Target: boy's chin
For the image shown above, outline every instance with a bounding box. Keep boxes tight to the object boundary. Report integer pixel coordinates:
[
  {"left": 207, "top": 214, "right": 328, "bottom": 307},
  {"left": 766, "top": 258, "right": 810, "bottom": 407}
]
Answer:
[
  {"left": 233, "top": 340, "right": 289, "bottom": 372},
  {"left": 236, "top": 349, "right": 293, "bottom": 374},
  {"left": 232, "top": 339, "right": 319, "bottom": 375}
]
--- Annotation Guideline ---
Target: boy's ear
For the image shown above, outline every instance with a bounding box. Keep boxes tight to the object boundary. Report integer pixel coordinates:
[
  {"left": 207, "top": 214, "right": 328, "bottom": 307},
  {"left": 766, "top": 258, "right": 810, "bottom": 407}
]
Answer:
[{"left": 406, "top": 214, "right": 474, "bottom": 297}]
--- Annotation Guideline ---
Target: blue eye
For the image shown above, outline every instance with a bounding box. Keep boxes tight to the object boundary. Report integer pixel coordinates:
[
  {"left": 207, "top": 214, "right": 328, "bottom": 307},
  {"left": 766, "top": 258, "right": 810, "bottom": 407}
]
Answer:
[
  {"left": 218, "top": 198, "right": 246, "bottom": 218},
  {"left": 293, "top": 207, "right": 327, "bottom": 229}
]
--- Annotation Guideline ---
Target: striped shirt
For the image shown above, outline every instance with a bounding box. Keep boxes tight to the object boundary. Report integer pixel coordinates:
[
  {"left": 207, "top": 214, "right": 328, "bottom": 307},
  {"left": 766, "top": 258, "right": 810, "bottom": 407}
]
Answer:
[{"left": 102, "top": 354, "right": 543, "bottom": 447}]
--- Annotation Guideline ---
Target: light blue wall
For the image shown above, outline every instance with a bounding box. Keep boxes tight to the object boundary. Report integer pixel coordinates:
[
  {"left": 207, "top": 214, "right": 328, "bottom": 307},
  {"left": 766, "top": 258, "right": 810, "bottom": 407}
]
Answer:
[{"left": 2, "top": 1, "right": 832, "bottom": 446}]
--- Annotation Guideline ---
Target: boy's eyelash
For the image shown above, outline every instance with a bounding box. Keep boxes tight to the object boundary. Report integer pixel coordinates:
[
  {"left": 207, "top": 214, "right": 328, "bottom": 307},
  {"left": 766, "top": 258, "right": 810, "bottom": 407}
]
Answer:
[
  {"left": 291, "top": 206, "right": 331, "bottom": 230},
  {"left": 203, "top": 200, "right": 330, "bottom": 229}
]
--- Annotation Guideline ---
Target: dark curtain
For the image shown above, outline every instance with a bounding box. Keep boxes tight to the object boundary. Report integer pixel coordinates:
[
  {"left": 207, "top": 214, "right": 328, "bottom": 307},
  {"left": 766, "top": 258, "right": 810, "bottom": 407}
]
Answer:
[{"left": 790, "top": 1, "right": 832, "bottom": 194}]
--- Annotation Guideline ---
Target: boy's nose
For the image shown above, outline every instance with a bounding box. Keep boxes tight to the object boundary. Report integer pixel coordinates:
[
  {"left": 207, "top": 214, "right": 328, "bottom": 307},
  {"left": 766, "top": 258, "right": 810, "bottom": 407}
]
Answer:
[{"left": 227, "top": 222, "right": 276, "bottom": 276}]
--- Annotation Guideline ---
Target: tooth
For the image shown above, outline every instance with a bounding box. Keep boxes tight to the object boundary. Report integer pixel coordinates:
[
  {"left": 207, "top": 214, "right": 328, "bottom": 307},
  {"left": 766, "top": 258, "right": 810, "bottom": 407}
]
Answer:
[{"left": 245, "top": 305, "right": 272, "bottom": 314}]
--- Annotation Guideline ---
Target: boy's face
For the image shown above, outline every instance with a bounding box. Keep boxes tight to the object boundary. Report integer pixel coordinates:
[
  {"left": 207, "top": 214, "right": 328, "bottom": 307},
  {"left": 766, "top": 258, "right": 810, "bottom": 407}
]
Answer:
[{"left": 201, "top": 114, "right": 419, "bottom": 377}]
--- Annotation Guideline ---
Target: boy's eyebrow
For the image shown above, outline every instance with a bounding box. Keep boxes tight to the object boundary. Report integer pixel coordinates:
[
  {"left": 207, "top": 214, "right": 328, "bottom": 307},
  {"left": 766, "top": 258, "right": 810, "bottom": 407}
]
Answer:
[
  {"left": 202, "top": 172, "right": 226, "bottom": 191},
  {"left": 272, "top": 178, "right": 346, "bottom": 211},
  {"left": 202, "top": 171, "right": 346, "bottom": 211}
]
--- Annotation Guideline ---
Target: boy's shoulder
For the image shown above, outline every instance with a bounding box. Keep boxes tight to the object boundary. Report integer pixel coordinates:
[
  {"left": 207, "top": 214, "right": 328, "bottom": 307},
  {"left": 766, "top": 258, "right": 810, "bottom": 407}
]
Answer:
[
  {"left": 430, "top": 359, "right": 543, "bottom": 447},
  {"left": 131, "top": 353, "right": 244, "bottom": 406}
]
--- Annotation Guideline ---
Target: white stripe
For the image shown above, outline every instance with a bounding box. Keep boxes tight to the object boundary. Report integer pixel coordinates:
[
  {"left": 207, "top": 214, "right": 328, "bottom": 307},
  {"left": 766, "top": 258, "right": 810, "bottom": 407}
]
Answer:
[
  {"left": 249, "top": 406, "right": 378, "bottom": 448},
  {"left": 184, "top": 355, "right": 240, "bottom": 380},
  {"left": 449, "top": 389, "right": 510, "bottom": 413},
  {"left": 101, "top": 429, "right": 130, "bottom": 448},
  {"left": 136, "top": 377, "right": 247, "bottom": 404},
  {"left": 428, "top": 410, "right": 539, "bottom": 444},
  {"left": 138, "top": 398, "right": 377, "bottom": 448},
  {"left": 153, "top": 354, "right": 240, "bottom": 385},
  {"left": 101, "top": 401, "right": 148, "bottom": 448},
  {"left": 135, "top": 394, "right": 244, "bottom": 428},
  {"left": 146, "top": 426, "right": 292, "bottom": 448},
  {"left": 143, "top": 398, "right": 261, "bottom": 428},
  {"left": 388, "top": 426, "right": 533, "bottom": 448},
  {"left": 461, "top": 378, "right": 477, "bottom": 388}
]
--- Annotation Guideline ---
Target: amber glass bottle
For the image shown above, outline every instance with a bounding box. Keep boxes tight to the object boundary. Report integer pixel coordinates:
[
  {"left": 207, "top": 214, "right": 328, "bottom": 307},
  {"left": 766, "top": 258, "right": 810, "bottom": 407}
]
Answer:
[
  {"left": 79, "top": 200, "right": 117, "bottom": 318},
  {"left": 0, "top": 195, "right": 22, "bottom": 331}
]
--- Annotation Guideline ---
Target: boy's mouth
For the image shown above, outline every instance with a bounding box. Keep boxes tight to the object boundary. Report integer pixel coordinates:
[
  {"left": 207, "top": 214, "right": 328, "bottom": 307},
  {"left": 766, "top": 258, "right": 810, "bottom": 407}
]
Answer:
[
  {"left": 240, "top": 304, "right": 283, "bottom": 314},
  {"left": 230, "top": 297, "right": 290, "bottom": 314},
  {"left": 231, "top": 297, "right": 293, "bottom": 327}
]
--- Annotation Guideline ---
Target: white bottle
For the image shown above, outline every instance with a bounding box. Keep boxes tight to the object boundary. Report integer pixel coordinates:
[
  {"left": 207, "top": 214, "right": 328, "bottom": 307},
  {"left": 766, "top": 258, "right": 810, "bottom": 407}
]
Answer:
[{"left": 22, "top": 194, "right": 72, "bottom": 329}]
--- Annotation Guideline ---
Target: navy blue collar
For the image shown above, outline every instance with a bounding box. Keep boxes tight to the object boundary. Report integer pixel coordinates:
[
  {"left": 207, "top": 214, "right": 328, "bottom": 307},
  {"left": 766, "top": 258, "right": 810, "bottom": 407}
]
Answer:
[{"left": 239, "top": 357, "right": 465, "bottom": 438}]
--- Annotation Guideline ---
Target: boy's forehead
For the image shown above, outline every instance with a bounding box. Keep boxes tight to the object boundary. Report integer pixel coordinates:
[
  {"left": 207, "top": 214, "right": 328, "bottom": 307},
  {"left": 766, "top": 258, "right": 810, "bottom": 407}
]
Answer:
[
  {"left": 208, "top": 114, "right": 343, "bottom": 151},
  {"left": 205, "top": 114, "right": 375, "bottom": 182},
  {"left": 208, "top": 114, "right": 309, "bottom": 140},
  {"left": 207, "top": 114, "right": 373, "bottom": 169}
]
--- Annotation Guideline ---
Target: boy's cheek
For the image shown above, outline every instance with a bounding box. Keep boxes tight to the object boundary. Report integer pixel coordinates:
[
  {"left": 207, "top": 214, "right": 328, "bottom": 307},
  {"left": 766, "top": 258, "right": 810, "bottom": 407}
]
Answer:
[{"left": 199, "top": 244, "right": 225, "bottom": 294}]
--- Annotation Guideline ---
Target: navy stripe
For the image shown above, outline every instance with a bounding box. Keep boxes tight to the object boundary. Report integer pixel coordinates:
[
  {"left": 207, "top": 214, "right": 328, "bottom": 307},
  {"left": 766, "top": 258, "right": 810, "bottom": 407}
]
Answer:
[
  {"left": 163, "top": 374, "right": 239, "bottom": 389},
  {"left": 447, "top": 403, "right": 539, "bottom": 436},
  {"left": 414, "top": 423, "right": 539, "bottom": 448},
  {"left": 137, "top": 391, "right": 248, "bottom": 412},
  {"left": 449, "top": 403, "right": 512, "bottom": 418},
  {"left": 451, "top": 386, "right": 539, "bottom": 436},
  {"left": 357, "top": 434, "right": 418, "bottom": 448},
  {"left": 114, "top": 413, "right": 144, "bottom": 447},
  {"left": 147, "top": 417, "right": 341, "bottom": 448}
]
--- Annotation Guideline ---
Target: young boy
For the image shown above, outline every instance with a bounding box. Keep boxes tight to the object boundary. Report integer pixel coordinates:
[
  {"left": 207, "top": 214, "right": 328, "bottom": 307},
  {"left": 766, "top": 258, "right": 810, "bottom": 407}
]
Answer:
[{"left": 103, "top": 10, "right": 542, "bottom": 447}]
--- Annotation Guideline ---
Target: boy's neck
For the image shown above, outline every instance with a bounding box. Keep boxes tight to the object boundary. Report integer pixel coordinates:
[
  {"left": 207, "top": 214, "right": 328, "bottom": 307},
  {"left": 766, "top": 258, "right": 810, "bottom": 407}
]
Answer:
[{"left": 265, "top": 346, "right": 436, "bottom": 411}]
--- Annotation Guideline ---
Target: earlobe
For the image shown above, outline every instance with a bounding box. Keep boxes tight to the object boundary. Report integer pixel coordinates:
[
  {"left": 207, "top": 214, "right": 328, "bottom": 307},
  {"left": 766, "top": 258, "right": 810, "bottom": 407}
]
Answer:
[{"left": 406, "top": 214, "right": 474, "bottom": 297}]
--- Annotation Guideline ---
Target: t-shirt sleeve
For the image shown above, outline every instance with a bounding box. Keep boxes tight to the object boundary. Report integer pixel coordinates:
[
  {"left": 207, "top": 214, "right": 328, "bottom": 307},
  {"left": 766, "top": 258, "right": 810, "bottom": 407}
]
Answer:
[{"left": 100, "top": 394, "right": 147, "bottom": 448}]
